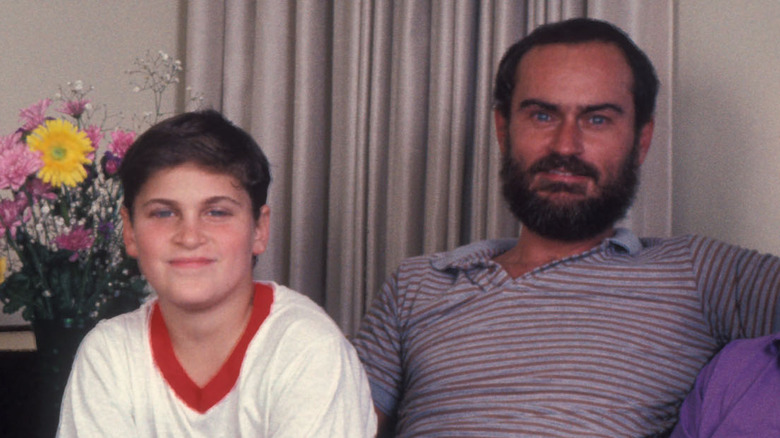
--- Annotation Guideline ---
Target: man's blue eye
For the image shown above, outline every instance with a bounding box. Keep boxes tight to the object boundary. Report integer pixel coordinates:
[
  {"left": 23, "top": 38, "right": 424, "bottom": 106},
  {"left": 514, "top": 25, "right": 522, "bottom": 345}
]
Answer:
[
  {"left": 590, "top": 115, "right": 608, "bottom": 125},
  {"left": 533, "top": 112, "right": 551, "bottom": 122}
]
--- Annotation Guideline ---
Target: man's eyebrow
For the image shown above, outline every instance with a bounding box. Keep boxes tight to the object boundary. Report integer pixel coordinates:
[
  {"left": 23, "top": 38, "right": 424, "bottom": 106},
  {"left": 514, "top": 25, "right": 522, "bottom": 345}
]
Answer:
[
  {"left": 519, "top": 99, "right": 558, "bottom": 112},
  {"left": 518, "top": 99, "right": 626, "bottom": 115},
  {"left": 583, "top": 103, "right": 625, "bottom": 114}
]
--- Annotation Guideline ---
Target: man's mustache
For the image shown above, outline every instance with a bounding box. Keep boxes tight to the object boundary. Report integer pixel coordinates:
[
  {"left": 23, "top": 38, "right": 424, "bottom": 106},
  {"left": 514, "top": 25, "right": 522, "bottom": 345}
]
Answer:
[{"left": 528, "top": 153, "right": 600, "bottom": 183}]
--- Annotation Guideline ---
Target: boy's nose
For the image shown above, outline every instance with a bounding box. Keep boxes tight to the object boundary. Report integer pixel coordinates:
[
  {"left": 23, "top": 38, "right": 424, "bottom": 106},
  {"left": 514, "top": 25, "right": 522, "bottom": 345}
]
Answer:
[{"left": 173, "top": 218, "right": 205, "bottom": 247}]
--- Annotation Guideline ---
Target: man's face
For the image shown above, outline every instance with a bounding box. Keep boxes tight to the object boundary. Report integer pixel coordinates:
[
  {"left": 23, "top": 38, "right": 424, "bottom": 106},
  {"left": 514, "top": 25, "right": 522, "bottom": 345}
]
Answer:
[{"left": 494, "top": 42, "right": 653, "bottom": 241}]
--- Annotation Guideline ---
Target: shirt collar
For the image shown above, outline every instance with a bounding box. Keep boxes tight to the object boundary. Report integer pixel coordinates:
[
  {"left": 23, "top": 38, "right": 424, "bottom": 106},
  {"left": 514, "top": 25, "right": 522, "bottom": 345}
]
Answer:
[
  {"left": 431, "top": 227, "right": 643, "bottom": 272},
  {"left": 606, "top": 227, "right": 643, "bottom": 255}
]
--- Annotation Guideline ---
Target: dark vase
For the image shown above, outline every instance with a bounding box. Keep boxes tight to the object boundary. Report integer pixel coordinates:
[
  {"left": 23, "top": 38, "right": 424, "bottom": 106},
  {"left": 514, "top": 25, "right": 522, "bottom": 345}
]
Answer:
[{"left": 33, "top": 318, "right": 94, "bottom": 438}]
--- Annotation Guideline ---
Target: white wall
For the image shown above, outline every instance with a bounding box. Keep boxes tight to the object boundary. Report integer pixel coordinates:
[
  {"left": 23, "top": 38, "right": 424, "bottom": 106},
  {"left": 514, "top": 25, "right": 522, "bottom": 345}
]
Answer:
[
  {"left": 0, "top": 1, "right": 183, "bottom": 327},
  {"left": 673, "top": 0, "right": 780, "bottom": 254},
  {"left": 0, "top": 1, "right": 184, "bottom": 133}
]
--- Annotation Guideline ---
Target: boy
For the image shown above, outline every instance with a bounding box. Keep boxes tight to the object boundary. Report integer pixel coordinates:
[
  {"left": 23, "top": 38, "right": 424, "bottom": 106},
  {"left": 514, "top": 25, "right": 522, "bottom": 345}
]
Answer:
[{"left": 57, "top": 110, "right": 377, "bottom": 437}]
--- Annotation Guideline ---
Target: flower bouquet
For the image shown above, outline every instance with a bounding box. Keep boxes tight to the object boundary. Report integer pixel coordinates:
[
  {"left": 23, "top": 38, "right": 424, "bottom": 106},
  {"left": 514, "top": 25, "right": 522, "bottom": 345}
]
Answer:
[
  {"left": 1, "top": 51, "right": 198, "bottom": 435},
  {"left": 0, "top": 51, "right": 194, "bottom": 327}
]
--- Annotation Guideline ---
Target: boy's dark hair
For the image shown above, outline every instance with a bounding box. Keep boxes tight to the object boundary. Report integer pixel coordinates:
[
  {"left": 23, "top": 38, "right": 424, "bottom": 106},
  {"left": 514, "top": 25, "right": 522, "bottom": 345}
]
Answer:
[
  {"left": 119, "top": 110, "right": 271, "bottom": 219},
  {"left": 493, "top": 18, "right": 659, "bottom": 132}
]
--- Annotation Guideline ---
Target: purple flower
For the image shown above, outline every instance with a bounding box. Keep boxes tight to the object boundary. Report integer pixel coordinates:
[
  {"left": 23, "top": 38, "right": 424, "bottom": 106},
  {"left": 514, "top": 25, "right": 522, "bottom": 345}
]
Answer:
[
  {"left": 19, "top": 99, "right": 52, "bottom": 132},
  {"left": 0, "top": 132, "right": 43, "bottom": 191},
  {"left": 97, "top": 221, "right": 114, "bottom": 238},
  {"left": 54, "top": 225, "right": 95, "bottom": 262},
  {"left": 58, "top": 99, "right": 90, "bottom": 118},
  {"left": 107, "top": 129, "right": 136, "bottom": 159},
  {"left": 102, "top": 151, "right": 122, "bottom": 176}
]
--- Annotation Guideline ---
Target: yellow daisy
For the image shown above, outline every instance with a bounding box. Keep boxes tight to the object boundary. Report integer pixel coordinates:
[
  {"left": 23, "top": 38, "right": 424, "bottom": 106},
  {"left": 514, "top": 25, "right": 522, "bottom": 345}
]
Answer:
[{"left": 27, "top": 119, "right": 93, "bottom": 187}]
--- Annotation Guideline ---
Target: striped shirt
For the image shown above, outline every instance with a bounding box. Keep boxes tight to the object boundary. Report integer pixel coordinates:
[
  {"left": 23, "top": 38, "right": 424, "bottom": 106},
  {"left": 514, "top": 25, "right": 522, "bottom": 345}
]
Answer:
[{"left": 353, "top": 229, "right": 780, "bottom": 437}]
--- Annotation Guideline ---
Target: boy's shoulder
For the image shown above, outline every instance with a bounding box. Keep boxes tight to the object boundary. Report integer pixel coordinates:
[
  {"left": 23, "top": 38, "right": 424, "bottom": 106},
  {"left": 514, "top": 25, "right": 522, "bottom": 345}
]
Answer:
[
  {"left": 260, "top": 282, "right": 347, "bottom": 344},
  {"left": 88, "top": 301, "right": 154, "bottom": 341}
]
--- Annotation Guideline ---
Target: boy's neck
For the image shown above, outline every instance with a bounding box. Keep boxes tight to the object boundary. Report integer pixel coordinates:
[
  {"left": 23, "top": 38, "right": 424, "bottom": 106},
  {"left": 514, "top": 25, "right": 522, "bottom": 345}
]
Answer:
[{"left": 157, "top": 286, "right": 255, "bottom": 387}]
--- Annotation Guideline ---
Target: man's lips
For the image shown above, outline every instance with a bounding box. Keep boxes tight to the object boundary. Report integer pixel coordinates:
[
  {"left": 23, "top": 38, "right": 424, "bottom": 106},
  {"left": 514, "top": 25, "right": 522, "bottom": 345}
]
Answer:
[
  {"left": 536, "top": 168, "right": 592, "bottom": 183},
  {"left": 168, "top": 257, "right": 215, "bottom": 268}
]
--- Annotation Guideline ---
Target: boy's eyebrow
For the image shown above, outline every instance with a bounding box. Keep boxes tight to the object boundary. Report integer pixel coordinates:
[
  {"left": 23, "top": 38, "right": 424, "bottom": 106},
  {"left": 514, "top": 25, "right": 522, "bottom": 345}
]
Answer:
[
  {"left": 518, "top": 99, "right": 625, "bottom": 115},
  {"left": 204, "top": 196, "right": 243, "bottom": 206},
  {"left": 139, "top": 196, "right": 243, "bottom": 208}
]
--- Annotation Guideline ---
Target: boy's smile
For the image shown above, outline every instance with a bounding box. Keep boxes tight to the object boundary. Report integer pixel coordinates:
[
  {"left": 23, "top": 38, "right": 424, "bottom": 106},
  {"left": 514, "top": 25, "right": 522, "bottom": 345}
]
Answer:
[{"left": 122, "top": 163, "right": 269, "bottom": 313}]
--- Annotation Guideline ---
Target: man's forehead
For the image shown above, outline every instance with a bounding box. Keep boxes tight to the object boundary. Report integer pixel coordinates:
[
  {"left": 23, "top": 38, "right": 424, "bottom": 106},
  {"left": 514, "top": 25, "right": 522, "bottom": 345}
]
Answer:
[{"left": 512, "top": 41, "right": 634, "bottom": 106}]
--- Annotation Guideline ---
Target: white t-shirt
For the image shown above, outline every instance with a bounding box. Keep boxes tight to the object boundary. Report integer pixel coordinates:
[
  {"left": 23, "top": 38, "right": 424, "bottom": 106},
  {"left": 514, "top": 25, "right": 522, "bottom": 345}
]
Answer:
[{"left": 57, "top": 282, "right": 377, "bottom": 437}]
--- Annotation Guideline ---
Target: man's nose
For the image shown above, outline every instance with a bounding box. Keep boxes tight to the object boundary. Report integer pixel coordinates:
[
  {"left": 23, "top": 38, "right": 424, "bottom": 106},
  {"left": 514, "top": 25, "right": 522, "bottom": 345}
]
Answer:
[{"left": 550, "top": 119, "right": 584, "bottom": 156}]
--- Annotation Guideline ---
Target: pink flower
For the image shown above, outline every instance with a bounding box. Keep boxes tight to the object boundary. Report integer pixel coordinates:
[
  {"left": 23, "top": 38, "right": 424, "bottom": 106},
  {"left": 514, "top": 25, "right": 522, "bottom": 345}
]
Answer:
[
  {"left": 23, "top": 178, "right": 57, "bottom": 201},
  {"left": 108, "top": 129, "right": 136, "bottom": 159},
  {"left": 58, "top": 99, "right": 90, "bottom": 118},
  {"left": 0, "top": 197, "right": 28, "bottom": 239},
  {"left": 0, "top": 133, "right": 43, "bottom": 191},
  {"left": 19, "top": 99, "right": 52, "bottom": 131},
  {"left": 84, "top": 125, "right": 103, "bottom": 150},
  {"left": 54, "top": 225, "right": 95, "bottom": 261}
]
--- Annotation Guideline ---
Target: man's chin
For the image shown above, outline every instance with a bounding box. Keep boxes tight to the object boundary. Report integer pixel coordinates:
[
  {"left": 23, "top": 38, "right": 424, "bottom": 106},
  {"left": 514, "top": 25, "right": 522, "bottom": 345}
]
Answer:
[{"left": 534, "top": 189, "right": 592, "bottom": 205}]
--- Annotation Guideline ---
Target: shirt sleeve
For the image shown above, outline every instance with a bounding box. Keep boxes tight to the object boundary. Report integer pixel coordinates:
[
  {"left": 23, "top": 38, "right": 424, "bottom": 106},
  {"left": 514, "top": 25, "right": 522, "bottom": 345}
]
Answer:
[
  {"left": 669, "top": 353, "right": 719, "bottom": 438},
  {"left": 352, "top": 270, "right": 405, "bottom": 417},
  {"left": 265, "top": 333, "right": 377, "bottom": 438},
  {"left": 692, "top": 236, "right": 780, "bottom": 341},
  {"left": 56, "top": 326, "right": 137, "bottom": 438}
]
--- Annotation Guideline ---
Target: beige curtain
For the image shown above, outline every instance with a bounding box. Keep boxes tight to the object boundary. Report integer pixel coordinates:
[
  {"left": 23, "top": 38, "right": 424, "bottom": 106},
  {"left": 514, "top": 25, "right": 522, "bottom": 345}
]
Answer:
[{"left": 184, "top": 0, "right": 673, "bottom": 335}]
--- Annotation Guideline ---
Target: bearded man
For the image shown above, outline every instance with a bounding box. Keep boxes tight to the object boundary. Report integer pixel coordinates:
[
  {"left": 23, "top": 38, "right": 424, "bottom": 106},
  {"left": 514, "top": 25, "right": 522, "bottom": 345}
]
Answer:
[{"left": 354, "top": 18, "right": 780, "bottom": 437}]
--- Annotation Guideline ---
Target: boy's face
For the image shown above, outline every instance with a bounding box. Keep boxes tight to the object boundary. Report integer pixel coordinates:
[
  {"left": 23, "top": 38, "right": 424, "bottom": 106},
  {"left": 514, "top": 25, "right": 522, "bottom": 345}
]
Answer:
[{"left": 121, "top": 163, "right": 269, "bottom": 313}]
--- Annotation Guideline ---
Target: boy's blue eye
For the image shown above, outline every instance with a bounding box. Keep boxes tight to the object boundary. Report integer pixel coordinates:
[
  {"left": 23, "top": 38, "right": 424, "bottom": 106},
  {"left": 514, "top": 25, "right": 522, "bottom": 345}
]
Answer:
[
  {"left": 151, "top": 209, "right": 174, "bottom": 219},
  {"left": 206, "top": 209, "right": 231, "bottom": 217}
]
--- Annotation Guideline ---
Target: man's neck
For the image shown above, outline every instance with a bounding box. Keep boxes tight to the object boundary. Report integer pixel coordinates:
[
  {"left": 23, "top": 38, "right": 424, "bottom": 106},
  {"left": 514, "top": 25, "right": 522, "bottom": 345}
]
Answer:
[{"left": 494, "top": 227, "right": 615, "bottom": 278}]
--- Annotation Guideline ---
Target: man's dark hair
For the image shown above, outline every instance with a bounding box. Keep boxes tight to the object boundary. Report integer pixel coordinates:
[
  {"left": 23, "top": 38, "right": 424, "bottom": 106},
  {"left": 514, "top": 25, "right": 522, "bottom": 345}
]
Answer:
[
  {"left": 119, "top": 109, "right": 271, "bottom": 219},
  {"left": 493, "top": 18, "right": 659, "bottom": 131}
]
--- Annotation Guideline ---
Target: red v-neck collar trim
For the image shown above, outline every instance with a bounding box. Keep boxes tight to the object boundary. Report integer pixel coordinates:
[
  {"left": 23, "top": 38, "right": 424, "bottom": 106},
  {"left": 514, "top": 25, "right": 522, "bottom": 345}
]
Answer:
[{"left": 150, "top": 283, "right": 274, "bottom": 413}]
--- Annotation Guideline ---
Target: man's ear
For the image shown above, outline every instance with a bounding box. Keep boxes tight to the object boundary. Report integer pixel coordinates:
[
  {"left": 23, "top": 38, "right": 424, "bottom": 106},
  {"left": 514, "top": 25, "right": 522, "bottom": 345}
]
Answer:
[
  {"left": 494, "top": 109, "right": 509, "bottom": 156},
  {"left": 120, "top": 207, "right": 138, "bottom": 258},
  {"left": 636, "top": 119, "right": 654, "bottom": 166},
  {"left": 252, "top": 205, "right": 271, "bottom": 256}
]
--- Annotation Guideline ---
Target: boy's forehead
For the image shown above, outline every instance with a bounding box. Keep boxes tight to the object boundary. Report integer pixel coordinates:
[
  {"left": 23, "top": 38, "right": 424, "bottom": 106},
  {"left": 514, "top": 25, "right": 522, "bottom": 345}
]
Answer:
[{"left": 137, "top": 163, "right": 245, "bottom": 199}]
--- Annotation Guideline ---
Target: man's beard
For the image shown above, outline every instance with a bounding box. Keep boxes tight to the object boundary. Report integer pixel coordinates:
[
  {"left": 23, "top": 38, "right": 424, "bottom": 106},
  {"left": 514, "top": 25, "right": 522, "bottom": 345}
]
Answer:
[{"left": 500, "top": 141, "right": 640, "bottom": 242}]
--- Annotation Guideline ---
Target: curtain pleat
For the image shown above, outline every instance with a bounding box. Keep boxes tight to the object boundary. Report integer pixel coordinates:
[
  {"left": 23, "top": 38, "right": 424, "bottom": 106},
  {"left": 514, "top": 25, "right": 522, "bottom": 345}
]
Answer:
[{"left": 184, "top": 0, "right": 672, "bottom": 335}]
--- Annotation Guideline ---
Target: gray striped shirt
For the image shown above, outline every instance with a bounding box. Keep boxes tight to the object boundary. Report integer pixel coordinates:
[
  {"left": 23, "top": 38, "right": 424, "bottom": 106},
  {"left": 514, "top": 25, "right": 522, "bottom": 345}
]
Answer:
[{"left": 353, "top": 229, "right": 780, "bottom": 437}]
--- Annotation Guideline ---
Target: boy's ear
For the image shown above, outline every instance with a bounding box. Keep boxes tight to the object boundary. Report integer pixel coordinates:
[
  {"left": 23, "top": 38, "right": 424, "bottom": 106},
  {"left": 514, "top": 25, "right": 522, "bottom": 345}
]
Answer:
[
  {"left": 252, "top": 205, "right": 271, "bottom": 256},
  {"left": 121, "top": 207, "right": 139, "bottom": 258}
]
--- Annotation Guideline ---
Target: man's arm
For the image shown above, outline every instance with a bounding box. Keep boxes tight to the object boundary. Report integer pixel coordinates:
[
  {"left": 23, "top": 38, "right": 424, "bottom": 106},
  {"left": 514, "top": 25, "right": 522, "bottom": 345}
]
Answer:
[{"left": 375, "top": 407, "right": 393, "bottom": 438}]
